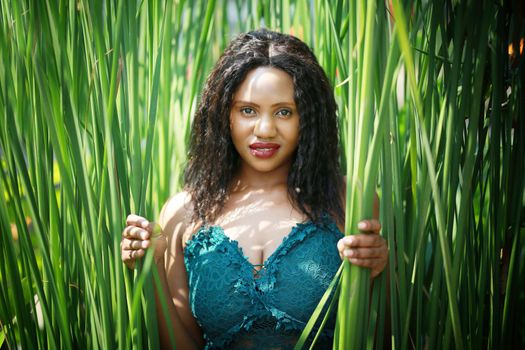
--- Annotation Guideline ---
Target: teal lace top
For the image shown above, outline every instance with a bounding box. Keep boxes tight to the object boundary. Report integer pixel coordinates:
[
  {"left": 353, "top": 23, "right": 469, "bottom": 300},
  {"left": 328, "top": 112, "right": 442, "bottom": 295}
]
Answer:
[{"left": 183, "top": 217, "right": 344, "bottom": 349}]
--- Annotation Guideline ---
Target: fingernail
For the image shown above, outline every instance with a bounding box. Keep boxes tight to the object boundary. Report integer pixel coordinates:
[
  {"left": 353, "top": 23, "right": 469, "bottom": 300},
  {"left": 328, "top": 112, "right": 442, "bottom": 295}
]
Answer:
[
  {"left": 358, "top": 221, "right": 368, "bottom": 230},
  {"left": 346, "top": 237, "right": 355, "bottom": 246}
]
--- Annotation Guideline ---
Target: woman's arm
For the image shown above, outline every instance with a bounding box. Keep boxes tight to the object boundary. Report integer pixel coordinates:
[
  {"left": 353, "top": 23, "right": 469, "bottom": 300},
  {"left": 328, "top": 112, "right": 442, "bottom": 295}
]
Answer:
[
  {"left": 157, "top": 192, "right": 204, "bottom": 348},
  {"left": 121, "top": 192, "right": 204, "bottom": 349}
]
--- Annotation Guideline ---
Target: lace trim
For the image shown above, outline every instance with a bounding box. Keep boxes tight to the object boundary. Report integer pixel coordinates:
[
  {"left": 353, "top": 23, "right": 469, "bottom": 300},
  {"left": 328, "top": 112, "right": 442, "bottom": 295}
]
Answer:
[{"left": 184, "top": 216, "right": 341, "bottom": 349}]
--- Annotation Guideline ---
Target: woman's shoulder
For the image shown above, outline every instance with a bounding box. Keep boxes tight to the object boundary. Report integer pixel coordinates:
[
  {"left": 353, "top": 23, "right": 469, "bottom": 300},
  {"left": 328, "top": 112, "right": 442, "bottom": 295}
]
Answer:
[
  {"left": 159, "top": 191, "right": 198, "bottom": 245},
  {"left": 159, "top": 191, "right": 192, "bottom": 223}
]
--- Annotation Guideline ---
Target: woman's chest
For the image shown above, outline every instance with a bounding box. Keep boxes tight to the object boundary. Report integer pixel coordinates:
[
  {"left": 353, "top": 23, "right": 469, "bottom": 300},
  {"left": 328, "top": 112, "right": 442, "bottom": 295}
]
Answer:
[
  {"left": 183, "top": 220, "right": 343, "bottom": 344},
  {"left": 198, "top": 193, "right": 307, "bottom": 267}
]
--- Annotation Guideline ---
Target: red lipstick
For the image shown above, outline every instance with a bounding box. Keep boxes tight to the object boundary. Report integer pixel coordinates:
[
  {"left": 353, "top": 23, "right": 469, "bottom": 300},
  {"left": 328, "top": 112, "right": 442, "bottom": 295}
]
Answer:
[{"left": 249, "top": 142, "right": 280, "bottom": 158}]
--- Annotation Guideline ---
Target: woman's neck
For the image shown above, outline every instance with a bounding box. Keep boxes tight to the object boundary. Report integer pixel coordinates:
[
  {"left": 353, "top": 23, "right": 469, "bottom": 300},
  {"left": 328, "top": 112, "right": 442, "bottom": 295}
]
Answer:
[{"left": 232, "top": 162, "right": 290, "bottom": 192}]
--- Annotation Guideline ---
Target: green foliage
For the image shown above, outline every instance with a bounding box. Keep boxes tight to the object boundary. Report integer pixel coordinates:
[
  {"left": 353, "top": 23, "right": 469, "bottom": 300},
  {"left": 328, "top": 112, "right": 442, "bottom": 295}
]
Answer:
[{"left": 1, "top": 0, "right": 524, "bottom": 349}]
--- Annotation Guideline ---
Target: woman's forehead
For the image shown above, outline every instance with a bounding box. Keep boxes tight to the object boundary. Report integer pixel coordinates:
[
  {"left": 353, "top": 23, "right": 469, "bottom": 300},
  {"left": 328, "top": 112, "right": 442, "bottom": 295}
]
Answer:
[{"left": 233, "top": 67, "right": 295, "bottom": 105}]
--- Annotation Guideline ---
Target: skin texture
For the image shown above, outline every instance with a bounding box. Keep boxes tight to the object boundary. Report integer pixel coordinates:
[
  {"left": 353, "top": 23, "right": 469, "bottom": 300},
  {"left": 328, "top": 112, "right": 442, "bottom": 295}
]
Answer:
[
  {"left": 230, "top": 67, "right": 300, "bottom": 175},
  {"left": 121, "top": 56, "right": 388, "bottom": 350}
]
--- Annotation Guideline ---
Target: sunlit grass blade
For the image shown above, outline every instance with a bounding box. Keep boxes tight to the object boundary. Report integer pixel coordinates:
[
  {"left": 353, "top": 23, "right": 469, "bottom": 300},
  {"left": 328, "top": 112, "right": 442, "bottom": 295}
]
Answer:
[
  {"left": 294, "top": 262, "right": 343, "bottom": 349},
  {"left": 1, "top": 1, "right": 524, "bottom": 349}
]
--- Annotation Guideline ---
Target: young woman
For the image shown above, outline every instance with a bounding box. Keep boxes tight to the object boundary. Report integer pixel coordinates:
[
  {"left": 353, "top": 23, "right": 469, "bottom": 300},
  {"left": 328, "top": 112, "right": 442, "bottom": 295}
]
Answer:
[{"left": 121, "top": 29, "right": 388, "bottom": 349}]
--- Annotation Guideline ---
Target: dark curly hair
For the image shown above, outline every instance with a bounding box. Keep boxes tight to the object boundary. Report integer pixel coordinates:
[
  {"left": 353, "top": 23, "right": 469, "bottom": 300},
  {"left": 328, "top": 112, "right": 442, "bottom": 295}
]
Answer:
[{"left": 184, "top": 28, "right": 344, "bottom": 225}]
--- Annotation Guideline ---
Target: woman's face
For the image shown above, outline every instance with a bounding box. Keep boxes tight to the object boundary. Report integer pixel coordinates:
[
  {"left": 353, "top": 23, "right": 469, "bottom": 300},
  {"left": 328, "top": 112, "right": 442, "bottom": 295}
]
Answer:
[{"left": 230, "top": 66, "right": 300, "bottom": 174}]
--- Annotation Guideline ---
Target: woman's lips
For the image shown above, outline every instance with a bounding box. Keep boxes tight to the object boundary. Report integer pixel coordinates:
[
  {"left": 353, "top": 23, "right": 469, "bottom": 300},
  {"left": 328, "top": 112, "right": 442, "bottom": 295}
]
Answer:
[{"left": 249, "top": 142, "right": 280, "bottom": 158}]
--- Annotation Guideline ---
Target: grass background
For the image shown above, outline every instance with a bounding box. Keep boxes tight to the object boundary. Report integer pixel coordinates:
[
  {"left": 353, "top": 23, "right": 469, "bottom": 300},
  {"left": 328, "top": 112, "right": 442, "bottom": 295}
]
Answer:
[{"left": 1, "top": 0, "right": 524, "bottom": 348}]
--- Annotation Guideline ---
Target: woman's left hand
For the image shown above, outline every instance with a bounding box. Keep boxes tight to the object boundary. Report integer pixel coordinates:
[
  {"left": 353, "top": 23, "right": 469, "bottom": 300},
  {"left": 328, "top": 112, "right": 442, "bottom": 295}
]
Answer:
[{"left": 337, "top": 219, "right": 388, "bottom": 279}]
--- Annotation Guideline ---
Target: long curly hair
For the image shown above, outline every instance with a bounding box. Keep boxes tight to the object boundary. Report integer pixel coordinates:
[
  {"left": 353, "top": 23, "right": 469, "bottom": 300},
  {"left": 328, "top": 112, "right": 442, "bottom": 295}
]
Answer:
[{"left": 184, "top": 28, "right": 344, "bottom": 225}]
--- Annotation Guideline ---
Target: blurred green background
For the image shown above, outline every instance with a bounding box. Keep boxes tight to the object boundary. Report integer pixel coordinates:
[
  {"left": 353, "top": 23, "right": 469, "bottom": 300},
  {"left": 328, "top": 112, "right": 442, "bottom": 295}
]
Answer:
[{"left": 1, "top": 0, "right": 524, "bottom": 348}]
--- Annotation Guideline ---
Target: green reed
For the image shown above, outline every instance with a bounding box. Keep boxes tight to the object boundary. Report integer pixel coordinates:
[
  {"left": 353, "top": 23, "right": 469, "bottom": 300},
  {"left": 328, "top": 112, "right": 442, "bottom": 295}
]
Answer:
[{"left": 1, "top": 1, "right": 524, "bottom": 349}]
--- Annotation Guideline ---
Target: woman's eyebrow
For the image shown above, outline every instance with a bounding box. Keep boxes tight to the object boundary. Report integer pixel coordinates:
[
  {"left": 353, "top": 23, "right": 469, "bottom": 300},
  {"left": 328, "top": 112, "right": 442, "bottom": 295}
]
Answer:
[{"left": 232, "top": 100, "right": 295, "bottom": 107}]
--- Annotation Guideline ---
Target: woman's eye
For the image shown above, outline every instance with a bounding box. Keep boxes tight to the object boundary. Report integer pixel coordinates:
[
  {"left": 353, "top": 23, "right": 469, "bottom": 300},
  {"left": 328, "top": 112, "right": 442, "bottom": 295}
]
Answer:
[
  {"left": 240, "top": 107, "right": 256, "bottom": 115},
  {"left": 276, "top": 109, "right": 292, "bottom": 117}
]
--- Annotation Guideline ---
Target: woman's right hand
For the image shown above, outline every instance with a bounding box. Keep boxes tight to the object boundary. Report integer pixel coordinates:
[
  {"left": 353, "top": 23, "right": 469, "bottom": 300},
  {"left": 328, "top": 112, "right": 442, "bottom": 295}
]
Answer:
[{"left": 121, "top": 214, "right": 167, "bottom": 269}]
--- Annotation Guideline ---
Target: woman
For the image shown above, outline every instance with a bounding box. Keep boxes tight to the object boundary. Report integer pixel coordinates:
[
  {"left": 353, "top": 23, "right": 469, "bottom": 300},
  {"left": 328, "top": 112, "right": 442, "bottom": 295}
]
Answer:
[{"left": 121, "top": 29, "right": 388, "bottom": 349}]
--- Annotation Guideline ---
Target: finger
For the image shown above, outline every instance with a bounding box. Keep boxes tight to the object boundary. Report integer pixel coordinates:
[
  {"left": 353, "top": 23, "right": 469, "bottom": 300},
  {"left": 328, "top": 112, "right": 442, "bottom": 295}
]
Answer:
[
  {"left": 126, "top": 214, "right": 157, "bottom": 232},
  {"left": 131, "top": 249, "right": 145, "bottom": 259},
  {"left": 122, "top": 250, "right": 135, "bottom": 268},
  {"left": 123, "top": 249, "right": 145, "bottom": 266},
  {"left": 348, "top": 256, "right": 388, "bottom": 279},
  {"left": 123, "top": 226, "right": 150, "bottom": 240},
  {"left": 348, "top": 258, "right": 387, "bottom": 278},
  {"left": 342, "top": 246, "right": 387, "bottom": 259},
  {"left": 337, "top": 237, "right": 345, "bottom": 253},
  {"left": 337, "top": 238, "right": 346, "bottom": 259},
  {"left": 347, "top": 257, "right": 384, "bottom": 269},
  {"left": 126, "top": 214, "right": 148, "bottom": 226},
  {"left": 122, "top": 249, "right": 133, "bottom": 264},
  {"left": 357, "top": 219, "right": 381, "bottom": 233},
  {"left": 122, "top": 225, "right": 139, "bottom": 239},
  {"left": 127, "top": 249, "right": 145, "bottom": 260},
  {"left": 122, "top": 238, "right": 150, "bottom": 250},
  {"left": 340, "top": 234, "right": 386, "bottom": 248},
  {"left": 131, "top": 239, "right": 150, "bottom": 250}
]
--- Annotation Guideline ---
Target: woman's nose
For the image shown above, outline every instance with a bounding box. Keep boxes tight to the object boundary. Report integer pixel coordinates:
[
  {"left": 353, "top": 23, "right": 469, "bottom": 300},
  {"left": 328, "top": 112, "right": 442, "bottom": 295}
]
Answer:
[{"left": 254, "top": 114, "right": 277, "bottom": 138}]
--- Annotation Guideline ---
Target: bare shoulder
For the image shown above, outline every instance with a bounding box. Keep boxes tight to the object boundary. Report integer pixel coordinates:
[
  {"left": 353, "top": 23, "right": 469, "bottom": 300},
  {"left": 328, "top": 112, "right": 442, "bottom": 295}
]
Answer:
[
  {"left": 158, "top": 191, "right": 197, "bottom": 244},
  {"left": 159, "top": 192, "right": 192, "bottom": 226}
]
